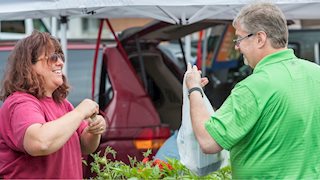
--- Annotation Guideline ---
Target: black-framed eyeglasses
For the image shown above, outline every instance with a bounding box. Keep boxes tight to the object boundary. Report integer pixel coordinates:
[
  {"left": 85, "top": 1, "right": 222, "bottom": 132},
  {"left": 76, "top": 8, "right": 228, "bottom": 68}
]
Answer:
[{"left": 233, "top": 33, "right": 253, "bottom": 46}]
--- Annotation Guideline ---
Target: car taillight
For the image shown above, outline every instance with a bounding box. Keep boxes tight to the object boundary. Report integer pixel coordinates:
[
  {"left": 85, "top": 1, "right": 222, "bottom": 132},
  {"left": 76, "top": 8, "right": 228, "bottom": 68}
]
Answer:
[
  {"left": 133, "top": 127, "right": 170, "bottom": 150},
  {"left": 134, "top": 139, "right": 166, "bottom": 149}
]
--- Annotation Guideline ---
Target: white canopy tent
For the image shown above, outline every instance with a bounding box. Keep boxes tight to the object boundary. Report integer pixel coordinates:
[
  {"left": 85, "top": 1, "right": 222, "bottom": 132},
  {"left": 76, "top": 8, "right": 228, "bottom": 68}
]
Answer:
[
  {"left": 2, "top": 0, "right": 320, "bottom": 23},
  {"left": 2, "top": 0, "right": 320, "bottom": 75}
]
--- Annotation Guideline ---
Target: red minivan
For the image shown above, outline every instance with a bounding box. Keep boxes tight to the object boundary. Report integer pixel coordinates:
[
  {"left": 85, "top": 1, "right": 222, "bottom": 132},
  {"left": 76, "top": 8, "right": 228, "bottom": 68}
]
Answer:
[
  {"left": 85, "top": 20, "right": 246, "bottom": 177},
  {"left": 0, "top": 20, "right": 246, "bottom": 178}
]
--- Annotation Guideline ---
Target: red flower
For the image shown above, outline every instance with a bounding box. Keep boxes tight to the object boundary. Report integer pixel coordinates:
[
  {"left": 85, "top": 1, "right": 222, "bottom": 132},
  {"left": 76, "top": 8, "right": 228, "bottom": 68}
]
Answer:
[
  {"left": 152, "top": 159, "right": 162, "bottom": 165},
  {"left": 142, "top": 157, "right": 149, "bottom": 163},
  {"left": 166, "top": 163, "right": 173, "bottom": 170},
  {"left": 152, "top": 159, "right": 173, "bottom": 171}
]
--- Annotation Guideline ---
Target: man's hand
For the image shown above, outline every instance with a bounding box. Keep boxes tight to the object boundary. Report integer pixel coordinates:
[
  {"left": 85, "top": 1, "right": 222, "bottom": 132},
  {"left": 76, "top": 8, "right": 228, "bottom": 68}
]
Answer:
[{"left": 185, "top": 63, "right": 209, "bottom": 89}]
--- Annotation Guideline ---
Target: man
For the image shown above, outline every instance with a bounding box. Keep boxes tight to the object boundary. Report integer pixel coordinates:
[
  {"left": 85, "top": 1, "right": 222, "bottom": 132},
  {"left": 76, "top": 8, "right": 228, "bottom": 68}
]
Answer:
[{"left": 185, "top": 2, "right": 320, "bottom": 179}]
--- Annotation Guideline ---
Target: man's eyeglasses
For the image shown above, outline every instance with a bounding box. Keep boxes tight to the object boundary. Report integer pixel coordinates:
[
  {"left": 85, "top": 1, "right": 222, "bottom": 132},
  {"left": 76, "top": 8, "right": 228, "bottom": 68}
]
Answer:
[{"left": 233, "top": 33, "right": 253, "bottom": 46}]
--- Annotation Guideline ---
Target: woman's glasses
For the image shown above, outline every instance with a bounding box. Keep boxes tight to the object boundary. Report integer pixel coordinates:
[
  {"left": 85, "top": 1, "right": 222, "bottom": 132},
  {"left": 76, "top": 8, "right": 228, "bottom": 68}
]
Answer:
[
  {"left": 47, "top": 53, "right": 65, "bottom": 63},
  {"left": 34, "top": 53, "right": 65, "bottom": 64}
]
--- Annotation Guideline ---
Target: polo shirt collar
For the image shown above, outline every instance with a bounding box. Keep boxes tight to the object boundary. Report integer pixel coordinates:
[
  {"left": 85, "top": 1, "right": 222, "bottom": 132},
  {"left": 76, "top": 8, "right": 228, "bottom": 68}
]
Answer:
[{"left": 254, "top": 49, "right": 296, "bottom": 72}]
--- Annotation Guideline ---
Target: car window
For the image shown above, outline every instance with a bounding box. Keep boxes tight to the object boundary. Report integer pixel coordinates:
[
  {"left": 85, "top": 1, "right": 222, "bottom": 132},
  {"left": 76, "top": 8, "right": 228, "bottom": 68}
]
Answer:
[
  {"left": 1, "top": 20, "right": 25, "bottom": 33},
  {"left": 158, "top": 42, "right": 188, "bottom": 72},
  {"left": 0, "top": 50, "right": 9, "bottom": 106}
]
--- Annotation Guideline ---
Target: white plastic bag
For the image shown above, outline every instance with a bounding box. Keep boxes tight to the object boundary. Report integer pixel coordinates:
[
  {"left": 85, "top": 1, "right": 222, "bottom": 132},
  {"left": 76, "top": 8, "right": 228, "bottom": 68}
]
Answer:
[{"left": 177, "top": 75, "right": 229, "bottom": 176}]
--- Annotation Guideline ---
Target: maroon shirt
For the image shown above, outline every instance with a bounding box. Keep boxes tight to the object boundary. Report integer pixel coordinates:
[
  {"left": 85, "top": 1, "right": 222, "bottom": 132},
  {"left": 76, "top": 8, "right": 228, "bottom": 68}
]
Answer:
[{"left": 0, "top": 92, "right": 87, "bottom": 179}]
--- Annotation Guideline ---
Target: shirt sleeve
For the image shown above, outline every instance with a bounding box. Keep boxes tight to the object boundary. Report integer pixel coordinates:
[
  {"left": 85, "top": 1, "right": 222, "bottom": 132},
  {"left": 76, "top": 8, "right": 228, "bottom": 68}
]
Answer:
[
  {"left": 9, "top": 96, "right": 46, "bottom": 152},
  {"left": 205, "top": 84, "right": 260, "bottom": 150}
]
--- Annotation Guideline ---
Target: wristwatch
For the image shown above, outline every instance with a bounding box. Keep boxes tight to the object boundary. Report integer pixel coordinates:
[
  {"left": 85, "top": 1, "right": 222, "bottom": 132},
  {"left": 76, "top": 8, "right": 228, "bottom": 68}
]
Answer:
[{"left": 188, "top": 87, "right": 203, "bottom": 98}]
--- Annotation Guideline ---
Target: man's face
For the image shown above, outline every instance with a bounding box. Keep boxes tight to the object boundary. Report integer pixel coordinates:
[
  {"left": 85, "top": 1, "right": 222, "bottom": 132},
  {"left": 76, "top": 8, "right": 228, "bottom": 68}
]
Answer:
[{"left": 234, "top": 23, "right": 255, "bottom": 68}]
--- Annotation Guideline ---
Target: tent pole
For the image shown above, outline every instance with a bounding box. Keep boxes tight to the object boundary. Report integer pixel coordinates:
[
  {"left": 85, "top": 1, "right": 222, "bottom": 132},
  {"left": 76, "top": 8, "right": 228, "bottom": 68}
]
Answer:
[
  {"left": 184, "top": 35, "right": 191, "bottom": 64},
  {"left": 60, "top": 16, "right": 68, "bottom": 76},
  {"left": 51, "top": 17, "right": 58, "bottom": 37},
  {"left": 202, "top": 28, "right": 211, "bottom": 77}
]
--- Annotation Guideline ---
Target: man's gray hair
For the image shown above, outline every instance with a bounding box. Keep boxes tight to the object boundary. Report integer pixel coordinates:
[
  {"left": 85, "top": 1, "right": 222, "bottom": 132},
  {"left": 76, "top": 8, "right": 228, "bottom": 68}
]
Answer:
[{"left": 233, "top": 2, "right": 288, "bottom": 48}]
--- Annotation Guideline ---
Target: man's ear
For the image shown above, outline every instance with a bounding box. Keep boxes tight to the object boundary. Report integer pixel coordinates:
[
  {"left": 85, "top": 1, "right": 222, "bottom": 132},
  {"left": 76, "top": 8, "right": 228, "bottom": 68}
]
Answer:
[{"left": 256, "top": 31, "right": 267, "bottom": 48}]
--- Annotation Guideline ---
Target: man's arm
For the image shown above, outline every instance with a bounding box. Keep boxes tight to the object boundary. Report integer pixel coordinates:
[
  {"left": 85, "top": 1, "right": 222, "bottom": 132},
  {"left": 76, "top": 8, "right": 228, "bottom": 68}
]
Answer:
[
  {"left": 186, "top": 63, "right": 223, "bottom": 154},
  {"left": 189, "top": 90, "right": 223, "bottom": 154}
]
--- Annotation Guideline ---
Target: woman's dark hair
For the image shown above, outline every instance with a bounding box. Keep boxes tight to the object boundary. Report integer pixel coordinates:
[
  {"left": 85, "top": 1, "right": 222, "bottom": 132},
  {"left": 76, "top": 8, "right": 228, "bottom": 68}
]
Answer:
[{"left": 0, "top": 30, "right": 69, "bottom": 103}]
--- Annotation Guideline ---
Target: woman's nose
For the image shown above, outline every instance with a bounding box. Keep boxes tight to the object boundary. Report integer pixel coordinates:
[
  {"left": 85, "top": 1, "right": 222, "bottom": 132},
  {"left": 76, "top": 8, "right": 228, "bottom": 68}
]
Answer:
[{"left": 56, "top": 57, "right": 64, "bottom": 65}]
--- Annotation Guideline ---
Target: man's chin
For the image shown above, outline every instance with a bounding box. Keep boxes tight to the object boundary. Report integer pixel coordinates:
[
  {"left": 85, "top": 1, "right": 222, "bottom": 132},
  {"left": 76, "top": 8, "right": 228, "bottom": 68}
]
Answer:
[{"left": 243, "top": 57, "right": 249, "bottom": 66}]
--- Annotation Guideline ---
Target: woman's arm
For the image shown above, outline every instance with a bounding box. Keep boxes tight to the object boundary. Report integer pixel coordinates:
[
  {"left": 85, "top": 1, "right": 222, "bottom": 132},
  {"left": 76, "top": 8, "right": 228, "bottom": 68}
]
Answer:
[
  {"left": 23, "top": 99, "right": 98, "bottom": 156},
  {"left": 80, "top": 115, "right": 106, "bottom": 154}
]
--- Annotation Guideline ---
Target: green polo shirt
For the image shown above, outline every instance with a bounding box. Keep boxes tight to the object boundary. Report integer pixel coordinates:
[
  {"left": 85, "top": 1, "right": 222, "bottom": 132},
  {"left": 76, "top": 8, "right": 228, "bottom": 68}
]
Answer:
[{"left": 205, "top": 49, "right": 320, "bottom": 179}]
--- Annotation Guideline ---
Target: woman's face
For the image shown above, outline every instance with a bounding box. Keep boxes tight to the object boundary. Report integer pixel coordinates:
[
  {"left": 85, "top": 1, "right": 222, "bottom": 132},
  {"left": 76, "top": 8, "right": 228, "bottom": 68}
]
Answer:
[{"left": 32, "top": 50, "right": 64, "bottom": 97}]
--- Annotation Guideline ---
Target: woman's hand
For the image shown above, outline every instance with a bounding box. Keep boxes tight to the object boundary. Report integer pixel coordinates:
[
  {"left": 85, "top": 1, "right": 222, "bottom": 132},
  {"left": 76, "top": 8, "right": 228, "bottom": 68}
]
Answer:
[
  {"left": 86, "top": 115, "right": 107, "bottom": 135},
  {"left": 74, "top": 99, "right": 99, "bottom": 120},
  {"left": 80, "top": 114, "right": 107, "bottom": 154}
]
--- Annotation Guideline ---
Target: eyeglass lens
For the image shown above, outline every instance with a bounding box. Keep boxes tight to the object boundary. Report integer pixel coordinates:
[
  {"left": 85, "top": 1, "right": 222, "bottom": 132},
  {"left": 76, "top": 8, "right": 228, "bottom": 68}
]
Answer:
[
  {"left": 49, "top": 53, "right": 65, "bottom": 63},
  {"left": 233, "top": 34, "right": 253, "bottom": 46}
]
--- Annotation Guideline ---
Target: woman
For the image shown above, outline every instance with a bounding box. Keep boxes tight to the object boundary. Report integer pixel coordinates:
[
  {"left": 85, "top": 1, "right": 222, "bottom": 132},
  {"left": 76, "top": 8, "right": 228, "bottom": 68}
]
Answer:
[{"left": 0, "top": 31, "right": 106, "bottom": 179}]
